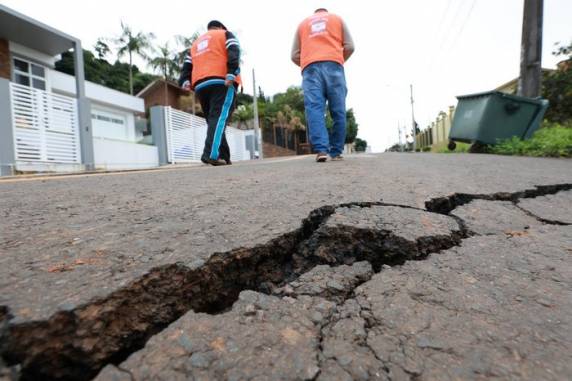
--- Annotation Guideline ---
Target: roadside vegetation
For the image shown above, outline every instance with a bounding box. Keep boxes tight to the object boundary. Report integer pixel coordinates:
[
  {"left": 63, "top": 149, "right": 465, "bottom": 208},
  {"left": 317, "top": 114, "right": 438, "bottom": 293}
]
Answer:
[{"left": 490, "top": 122, "right": 572, "bottom": 158}]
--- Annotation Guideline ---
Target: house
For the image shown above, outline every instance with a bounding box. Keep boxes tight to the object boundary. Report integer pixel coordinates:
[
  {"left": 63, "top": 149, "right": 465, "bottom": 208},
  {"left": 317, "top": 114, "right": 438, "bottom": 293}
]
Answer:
[
  {"left": 0, "top": 4, "right": 158, "bottom": 175},
  {"left": 557, "top": 59, "right": 571, "bottom": 71},
  {"left": 495, "top": 68, "right": 555, "bottom": 95},
  {"left": 137, "top": 79, "right": 200, "bottom": 115}
]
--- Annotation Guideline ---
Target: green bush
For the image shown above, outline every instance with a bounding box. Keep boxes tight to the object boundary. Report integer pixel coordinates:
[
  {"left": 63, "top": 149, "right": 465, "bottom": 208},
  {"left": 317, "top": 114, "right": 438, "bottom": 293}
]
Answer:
[{"left": 490, "top": 122, "right": 572, "bottom": 157}]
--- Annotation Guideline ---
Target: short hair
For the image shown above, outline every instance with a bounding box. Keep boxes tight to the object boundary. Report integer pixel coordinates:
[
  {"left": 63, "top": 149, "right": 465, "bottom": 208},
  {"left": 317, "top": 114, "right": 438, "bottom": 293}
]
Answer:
[
  {"left": 207, "top": 20, "right": 227, "bottom": 30},
  {"left": 315, "top": 8, "right": 328, "bottom": 13}
]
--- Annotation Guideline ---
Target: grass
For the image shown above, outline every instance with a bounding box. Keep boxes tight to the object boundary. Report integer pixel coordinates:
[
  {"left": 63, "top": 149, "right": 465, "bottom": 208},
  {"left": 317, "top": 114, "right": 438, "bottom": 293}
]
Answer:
[{"left": 490, "top": 122, "right": 572, "bottom": 158}]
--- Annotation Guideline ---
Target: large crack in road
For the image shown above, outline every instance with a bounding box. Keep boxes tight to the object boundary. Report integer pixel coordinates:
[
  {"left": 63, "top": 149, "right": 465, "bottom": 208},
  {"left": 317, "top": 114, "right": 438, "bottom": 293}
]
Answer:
[
  {"left": 424, "top": 183, "right": 572, "bottom": 215},
  {"left": 1, "top": 184, "right": 571, "bottom": 380}
]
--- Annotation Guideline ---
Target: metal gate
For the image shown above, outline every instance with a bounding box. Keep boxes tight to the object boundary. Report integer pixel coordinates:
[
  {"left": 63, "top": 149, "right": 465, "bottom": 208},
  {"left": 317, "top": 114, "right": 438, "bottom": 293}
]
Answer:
[
  {"left": 164, "top": 107, "right": 206, "bottom": 163},
  {"left": 10, "top": 83, "right": 81, "bottom": 164},
  {"left": 163, "top": 106, "right": 251, "bottom": 163}
]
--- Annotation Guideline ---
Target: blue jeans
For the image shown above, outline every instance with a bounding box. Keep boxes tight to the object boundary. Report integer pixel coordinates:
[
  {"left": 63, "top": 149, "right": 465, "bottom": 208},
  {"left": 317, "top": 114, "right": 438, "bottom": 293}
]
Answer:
[{"left": 302, "top": 61, "right": 347, "bottom": 156}]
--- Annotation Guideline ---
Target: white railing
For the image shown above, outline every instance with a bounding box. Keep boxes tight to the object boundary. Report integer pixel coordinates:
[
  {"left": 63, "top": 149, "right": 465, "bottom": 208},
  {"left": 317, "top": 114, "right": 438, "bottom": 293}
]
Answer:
[
  {"left": 164, "top": 107, "right": 251, "bottom": 163},
  {"left": 10, "top": 83, "right": 81, "bottom": 164},
  {"left": 226, "top": 127, "right": 252, "bottom": 162}
]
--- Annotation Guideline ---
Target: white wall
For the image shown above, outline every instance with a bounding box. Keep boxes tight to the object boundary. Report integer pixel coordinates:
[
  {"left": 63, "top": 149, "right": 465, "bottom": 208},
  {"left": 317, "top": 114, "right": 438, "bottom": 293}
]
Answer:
[
  {"left": 50, "top": 70, "right": 144, "bottom": 113},
  {"left": 15, "top": 161, "right": 84, "bottom": 174},
  {"left": 93, "top": 137, "right": 158, "bottom": 170},
  {"left": 9, "top": 41, "right": 56, "bottom": 67}
]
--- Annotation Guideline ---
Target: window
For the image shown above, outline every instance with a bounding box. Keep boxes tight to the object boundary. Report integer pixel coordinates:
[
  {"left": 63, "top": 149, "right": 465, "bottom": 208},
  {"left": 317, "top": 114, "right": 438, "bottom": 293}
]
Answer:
[{"left": 13, "top": 57, "right": 47, "bottom": 91}]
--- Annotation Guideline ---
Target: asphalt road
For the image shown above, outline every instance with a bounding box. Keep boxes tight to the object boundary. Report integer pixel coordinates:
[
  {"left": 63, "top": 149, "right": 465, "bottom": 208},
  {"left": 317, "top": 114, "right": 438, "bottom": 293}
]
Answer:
[{"left": 1, "top": 153, "right": 571, "bottom": 380}]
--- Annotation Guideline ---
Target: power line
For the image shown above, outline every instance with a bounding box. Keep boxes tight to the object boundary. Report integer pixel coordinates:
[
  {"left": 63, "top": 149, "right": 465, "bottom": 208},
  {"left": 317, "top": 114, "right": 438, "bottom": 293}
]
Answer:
[
  {"left": 425, "top": 0, "right": 469, "bottom": 76},
  {"left": 419, "top": 0, "right": 477, "bottom": 132},
  {"left": 438, "top": 0, "right": 471, "bottom": 52},
  {"left": 432, "top": 0, "right": 455, "bottom": 48},
  {"left": 427, "top": 0, "right": 477, "bottom": 76},
  {"left": 447, "top": 0, "right": 478, "bottom": 52}
]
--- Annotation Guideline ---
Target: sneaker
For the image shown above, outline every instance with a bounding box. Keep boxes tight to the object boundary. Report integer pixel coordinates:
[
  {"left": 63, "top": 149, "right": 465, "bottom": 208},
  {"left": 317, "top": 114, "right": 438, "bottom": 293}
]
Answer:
[
  {"left": 207, "top": 158, "right": 228, "bottom": 166},
  {"left": 316, "top": 152, "right": 328, "bottom": 162},
  {"left": 330, "top": 155, "right": 344, "bottom": 161}
]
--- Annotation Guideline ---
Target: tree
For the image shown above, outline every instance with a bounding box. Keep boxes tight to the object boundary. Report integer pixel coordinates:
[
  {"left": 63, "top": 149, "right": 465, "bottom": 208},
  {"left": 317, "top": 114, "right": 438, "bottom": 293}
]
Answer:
[
  {"left": 258, "top": 86, "right": 359, "bottom": 138},
  {"left": 55, "top": 49, "right": 156, "bottom": 95},
  {"left": 114, "top": 22, "right": 155, "bottom": 95},
  {"left": 55, "top": 49, "right": 118, "bottom": 88},
  {"left": 258, "top": 87, "right": 266, "bottom": 101},
  {"left": 94, "top": 38, "right": 111, "bottom": 60},
  {"left": 263, "top": 86, "right": 306, "bottom": 127},
  {"left": 236, "top": 92, "right": 254, "bottom": 107},
  {"left": 175, "top": 32, "right": 201, "bottom": 66},
  {"left": 149, "top": 42, "right": 179, "bottom": 81},
  {"left": 345, "top": 108, "right": 358, "bottom": 143},
  {"left": 543, "top": 41, "right": 572, "bottom": 124},
  {"left": 234, "top": 104, "right": 254, "bottom": 125},
  {"left": 354, "top": 137, "right": 368, "bottom": 152},
  {"left": 273, "top": 86, "right": 305, "bottom": 114},
  {"left": 325, "top": 108, "right": 359, "bottom": 143}
]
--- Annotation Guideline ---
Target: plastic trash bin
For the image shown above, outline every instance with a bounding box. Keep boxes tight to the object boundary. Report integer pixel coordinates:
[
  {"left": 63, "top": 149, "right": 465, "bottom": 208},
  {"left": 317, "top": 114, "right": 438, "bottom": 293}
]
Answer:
[{"left": 448, "top": 91, "right": 549, "bottom": 150}]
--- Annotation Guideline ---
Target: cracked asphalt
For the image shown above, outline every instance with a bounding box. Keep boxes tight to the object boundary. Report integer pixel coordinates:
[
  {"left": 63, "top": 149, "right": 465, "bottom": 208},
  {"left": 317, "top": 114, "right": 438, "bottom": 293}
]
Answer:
[
  {"left": 1, "top": 153, "right": 572, "bottom": 380},
  {"left": 96, "top": 225, "right": 572, "bottom": 381}
]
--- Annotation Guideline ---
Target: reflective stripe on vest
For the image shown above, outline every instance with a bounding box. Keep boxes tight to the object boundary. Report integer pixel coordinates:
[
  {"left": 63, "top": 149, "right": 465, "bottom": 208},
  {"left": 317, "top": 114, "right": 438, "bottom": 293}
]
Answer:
[{"left": 299, "top": 12, "right": 344, "bottom": 71}]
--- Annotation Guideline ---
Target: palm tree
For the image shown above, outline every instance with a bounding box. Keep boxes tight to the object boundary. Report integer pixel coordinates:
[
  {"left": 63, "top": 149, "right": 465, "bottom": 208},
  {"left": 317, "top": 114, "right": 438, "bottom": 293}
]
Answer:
[
  {"left": 175, "top": 32, "right": 201, "bottom": 66},
  {"left": 148, "top": 42, "right": 180, "bottom": 107},
  {"left": 94, "top": 38, "right": 111, "bottom": 61},
  {"left": 149, "top": 42, "right": 179, "bottom": 81},
  {"left": 114, "top": 22, "right": 155, "bottom": 95}
]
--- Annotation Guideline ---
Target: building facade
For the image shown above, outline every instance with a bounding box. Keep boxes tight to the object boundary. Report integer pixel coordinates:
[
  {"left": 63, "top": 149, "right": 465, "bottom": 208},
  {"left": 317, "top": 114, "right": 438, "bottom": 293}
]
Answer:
[{"left": 0, "top": 4, "right": 158, "bottom": 174}]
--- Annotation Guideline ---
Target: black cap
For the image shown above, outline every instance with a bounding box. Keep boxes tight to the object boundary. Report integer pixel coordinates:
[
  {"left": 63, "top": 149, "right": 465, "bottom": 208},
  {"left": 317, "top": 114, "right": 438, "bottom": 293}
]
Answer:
[{"left": 207, "top": 20, "right": 227, "bottom": 30}]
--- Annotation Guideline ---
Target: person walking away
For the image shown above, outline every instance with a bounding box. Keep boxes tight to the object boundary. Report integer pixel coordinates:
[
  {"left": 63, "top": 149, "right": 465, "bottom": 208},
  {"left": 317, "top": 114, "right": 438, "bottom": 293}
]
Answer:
[
  {"left": 291, "top": 8, "right": 355, "bottom": 162},
  {"left": 179, "top": 20, "right": 241, "bottom": 166}
]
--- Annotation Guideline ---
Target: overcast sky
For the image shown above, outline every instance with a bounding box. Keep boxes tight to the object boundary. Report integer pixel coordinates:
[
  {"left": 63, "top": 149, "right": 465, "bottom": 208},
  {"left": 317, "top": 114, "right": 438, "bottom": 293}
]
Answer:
[{"left": 3, "top": 0, "right": 571, "bottom": 151}]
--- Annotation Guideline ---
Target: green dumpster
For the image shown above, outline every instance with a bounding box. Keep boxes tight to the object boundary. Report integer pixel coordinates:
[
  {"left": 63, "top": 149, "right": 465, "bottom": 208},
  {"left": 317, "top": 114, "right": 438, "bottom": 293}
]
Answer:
[{"left": 448, "top": 91, "right": 549, "bottom": 150}]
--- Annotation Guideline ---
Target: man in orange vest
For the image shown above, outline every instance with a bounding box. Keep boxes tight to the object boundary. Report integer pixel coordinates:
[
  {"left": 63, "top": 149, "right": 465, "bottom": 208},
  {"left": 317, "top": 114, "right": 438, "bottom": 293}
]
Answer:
[
  {"left": 292, "top": 8, "right": 355, "bottom": 162},
  {"left": 178, "top": 20, "right": 241, "bottom": 166}
]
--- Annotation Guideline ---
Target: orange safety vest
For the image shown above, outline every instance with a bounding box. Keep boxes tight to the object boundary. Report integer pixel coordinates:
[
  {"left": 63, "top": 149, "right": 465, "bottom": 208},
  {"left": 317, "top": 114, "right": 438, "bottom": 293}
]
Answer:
[
  {"left": 298, "top": 12, "right": 345, "bottom": 71},
  {"left": 190, "top": 29, "right": 242, "bottom": 88}
]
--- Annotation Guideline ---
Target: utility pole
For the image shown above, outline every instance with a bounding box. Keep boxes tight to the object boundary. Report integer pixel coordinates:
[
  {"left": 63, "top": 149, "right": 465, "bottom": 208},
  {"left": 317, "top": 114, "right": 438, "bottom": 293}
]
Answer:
[
  {"left": 410, "top": 84, "right": 416, "bottom": 152},
  {"left": 252, "top": 68, "right": 263, "bottom": 159},
  {"left": 518, "top": 0, "right": 544, "bottom": 97},
  {"left": 397, "top": 122, "right": 403, "bottom": 152}
]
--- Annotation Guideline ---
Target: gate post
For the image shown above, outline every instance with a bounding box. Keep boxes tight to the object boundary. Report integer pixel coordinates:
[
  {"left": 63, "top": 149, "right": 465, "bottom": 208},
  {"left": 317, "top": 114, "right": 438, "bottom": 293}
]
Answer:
[
  {"left": 73, "top": 40, "right": 95, "bottom": 171},
  {"left": 0, "top": 78, "right": 15, "bottom": 176},
  {"left": 150, "top": 106, "right": 169, "bottom": 165}
]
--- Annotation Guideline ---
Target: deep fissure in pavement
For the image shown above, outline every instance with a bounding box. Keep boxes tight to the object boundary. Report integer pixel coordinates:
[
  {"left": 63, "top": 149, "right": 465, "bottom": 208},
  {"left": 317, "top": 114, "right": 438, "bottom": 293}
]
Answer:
[
  {"left": 425, "top": 183, "right": 572, "bottom": 216},
  {"left": 0, "top": 202, "right": 464, "bottom": 381},
  {"left": 2, "top": 184, "right": 569, "bottom": 381}
]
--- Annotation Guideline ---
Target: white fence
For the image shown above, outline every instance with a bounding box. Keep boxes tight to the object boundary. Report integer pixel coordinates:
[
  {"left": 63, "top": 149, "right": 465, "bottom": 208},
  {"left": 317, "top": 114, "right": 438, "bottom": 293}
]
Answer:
[
  {"left": 163, "top": 107, "right": 251, "bottom": 163},
  {"left": 93, "top": 137, "right": 159, "bottom": 170},
  {"left": 10, "top": 83, "right": 81, "bottom": 164}
]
